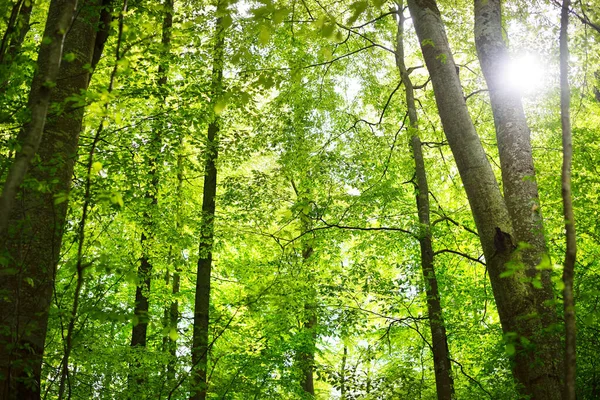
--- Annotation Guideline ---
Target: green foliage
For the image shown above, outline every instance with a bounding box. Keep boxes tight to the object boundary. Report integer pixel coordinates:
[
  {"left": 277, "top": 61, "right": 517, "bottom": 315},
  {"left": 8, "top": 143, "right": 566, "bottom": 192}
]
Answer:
[{"left": 1, "top": 0, "right": 599, "bottom": 398}]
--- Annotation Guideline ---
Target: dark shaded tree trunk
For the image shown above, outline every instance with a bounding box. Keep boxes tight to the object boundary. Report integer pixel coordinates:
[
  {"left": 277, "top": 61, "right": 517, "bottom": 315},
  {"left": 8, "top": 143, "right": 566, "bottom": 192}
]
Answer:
[
  {"left": 291, "top": 180, "right": 317, "bottom": 397},
  {"left": 0, "top": 0, "right": 32, "bottom": 65},
  {"left": 0, "top": 0, "right": 79, "bottom": 235},
  {"left": 190, "top": 4, "right": 226, "bottom": 399},
  {"left": 299, "top": 245, "right": 316, "bottom": 396},
  {"left": 395, "top": 4, "right": 454, "bottom": 399},
  {"left": 0, "top": 1, "right": 110, "bottom": 398},
  {"left": 559, "top": 1, "right": 577, "bottom": 398},
  {"left": 130, "top": 0, "right": 174, "bottom": 352},
  {"left": 340, "top": 344, "right": 347, "bottom": 400},
  {"left": 406, "top": 0, "right": 562, "bottom": 398}
]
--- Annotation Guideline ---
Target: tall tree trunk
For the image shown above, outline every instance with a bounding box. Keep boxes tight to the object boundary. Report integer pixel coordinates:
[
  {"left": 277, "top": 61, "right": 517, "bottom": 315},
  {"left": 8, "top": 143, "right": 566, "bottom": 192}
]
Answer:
[
  {"left": 130, "top": 0, "right": 174, "bottom": 352},
  {"left": 474, "top": 0, "right": 558, "bottom": 330},
  {"left": 190, "top": 3, "right": 226, "bottom": 399},
  {"left": 0, "top": 1, "right": 110, "bottom": 398},
  {"left": 340, "top": 344, "right": 347, "bottom": 400},
  {"left": 406, "top": 0, "right": 561, "bottom": 398},
  {"left": 291, "top": 180, "right": 317, "bottom": 397},
  {"left": 559, "top": 1, "right": 577, "bottom": 398},
  {"left": 395, "top": 4, "right": 454, "bottom": 399},
  {"left": 164, "top": 137, "right": 184, "bottom": 385},
  {"left": 0, "top": 0, "right": 78, "bottom": 235}
]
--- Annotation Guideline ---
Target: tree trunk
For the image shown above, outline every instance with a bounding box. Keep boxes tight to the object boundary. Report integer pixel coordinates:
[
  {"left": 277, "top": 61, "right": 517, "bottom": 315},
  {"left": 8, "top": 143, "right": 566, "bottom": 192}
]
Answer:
[
  {"left": 396, "top": 4, "right": 454, "bottom": 399},
  {"left": 0, "top": 0, "right": 79, "bottom": 235},
  {"left": 340, "top": 344, "right": 347, "bottom": 400},
  {"left": 406, "top": 0, "right": 561, "bottom": 398},
  {"left": 190, "top": 5, "right": 226, "bottom": 399},
  {"left": 559, "top": 1, "right": 577, "bottom": 398},
  {"left": 299, "top": 252, "right": 316, "bottom": 397},
  {"left": 0, "top": 0, "right": 33, "bottom": 65},
  {"left": 0, "top": 1, "right": 110, "bottom": 398},
  {"left": 130, "top": 0, "right": 174, "bottom": 352},
  {"left": 474, "top": 0, "right": 558, "bottom": 329}
]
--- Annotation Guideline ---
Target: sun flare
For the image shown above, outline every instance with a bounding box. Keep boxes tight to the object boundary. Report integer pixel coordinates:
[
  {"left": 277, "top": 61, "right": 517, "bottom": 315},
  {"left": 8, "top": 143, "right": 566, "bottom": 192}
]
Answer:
[{"left": 503, "top": 53, "right": 545, "bottom": 94}]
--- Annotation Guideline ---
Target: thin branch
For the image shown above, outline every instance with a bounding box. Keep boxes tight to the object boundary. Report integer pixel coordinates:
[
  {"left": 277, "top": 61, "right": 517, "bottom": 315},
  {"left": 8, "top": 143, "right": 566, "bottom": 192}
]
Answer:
[{"left": 434, "top": 249, "right": 486, "bottom": 266}]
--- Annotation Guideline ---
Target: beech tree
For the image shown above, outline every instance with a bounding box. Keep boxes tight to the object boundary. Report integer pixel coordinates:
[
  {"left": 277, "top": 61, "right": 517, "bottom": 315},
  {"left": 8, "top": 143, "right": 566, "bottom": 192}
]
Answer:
[{"left": 0, "top": 0, "right": 598, "bottom": 399}]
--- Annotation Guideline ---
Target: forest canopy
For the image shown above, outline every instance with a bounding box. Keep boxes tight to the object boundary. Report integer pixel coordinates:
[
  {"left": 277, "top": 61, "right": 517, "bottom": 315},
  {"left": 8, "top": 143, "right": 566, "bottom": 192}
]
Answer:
[{"left": 0, "top": 0, "right": 599, "bottom": 399}]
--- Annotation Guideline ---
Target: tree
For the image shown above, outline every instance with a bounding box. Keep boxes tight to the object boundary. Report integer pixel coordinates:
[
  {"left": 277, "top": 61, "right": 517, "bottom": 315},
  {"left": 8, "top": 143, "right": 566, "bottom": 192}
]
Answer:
[
  {"left": 396, "top": 2, "right": 453, "bottom": 398},
  {"left": 190, "top": 2, "right": 226, "bottom": 398},
  {"left": 0, "top": 1, "right": 111, "bottom": 397},
  {"left": 407, "top": 0, "right": 563, "bottom": 397}
]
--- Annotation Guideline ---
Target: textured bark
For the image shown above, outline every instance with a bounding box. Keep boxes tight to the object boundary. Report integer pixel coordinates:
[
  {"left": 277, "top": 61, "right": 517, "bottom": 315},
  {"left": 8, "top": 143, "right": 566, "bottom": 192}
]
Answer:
[
  {"left": 474, "top": 0, "right": 557, "bottom": 326},
  {"left": 0, "top": 1, "right": 108, "bottom": 398},
  {"left": 0, "top": 0, "right": 78, "bottom": 236},
  {"left": 407, "top": 0, "right": 561, "bottom": 397},
  {"left": 396, "top": 4, "right": 454, "bottom": 399},
  {"left": 190, "top": 7, "right": 225, "bottom": 399},
  {"left": 559, "top": 1, "right": 577, "bottom": 398}
]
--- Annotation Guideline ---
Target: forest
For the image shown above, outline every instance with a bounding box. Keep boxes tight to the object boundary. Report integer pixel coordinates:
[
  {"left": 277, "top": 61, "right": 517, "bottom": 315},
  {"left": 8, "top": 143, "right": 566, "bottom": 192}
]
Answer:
[{"left": 0, "top": 0, "right": 599, "bottom": 398}]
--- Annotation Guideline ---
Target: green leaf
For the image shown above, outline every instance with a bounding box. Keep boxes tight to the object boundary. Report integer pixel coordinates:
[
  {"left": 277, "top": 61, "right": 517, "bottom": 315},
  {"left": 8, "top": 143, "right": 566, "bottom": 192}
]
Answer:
[
  {"left": 63, "top": 52, "right": 76, "bottom": 62},
  {"left": 169, "top": 328, "right": 179, "bottom": 341},
  {"left": 91, "top": 161, "right": 103, "bottom": 175},
  {"left": 535, "top": 254, "right": 552, "bottom": 270},
  {"left": 505, "top": 343, "right": 516, "bottom": 356},
  {"left": 54, "top": 192, "right": 69, "bottom": 205},
  {"left": 214, "top": 99, "right": 228, "bottom": 115},
  {"left": 258, "top": 25, "right": 271, "bottom": 45}
]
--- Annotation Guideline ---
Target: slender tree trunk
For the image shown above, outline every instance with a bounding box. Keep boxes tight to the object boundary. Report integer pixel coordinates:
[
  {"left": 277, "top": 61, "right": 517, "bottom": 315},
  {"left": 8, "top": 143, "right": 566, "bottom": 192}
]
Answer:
[
  {"left": 190, "top": 4, "right": 226, "bottom": 399},
  {"left": 0, "top": 0, "right": 79, "bottom": 235},
  {"left": 299, "top": 249, "right": 316, "bottom": 396},
  {"left": 130, "top": 0, "right": 174, "bottom": 356},
  {"left": 291, "top": 180, "right": 317, "bottom": 397},
  {"left": 0, "top": 1, "right": 110, "bottom": 398},
  {"left": 395, "top": 4, "right": 454, "bottom": 399},
  {"left": 164, "top": 138, "right": 184, "bottom": 384},
  {"left": 340, "top": 345, "right": 347, "bottom": 400},
  {"left": 406, "top": 0, "right": 562, "bottom": 398},
  {"left": 559, "top": 1, "right": 577, "bottom": 398},
  {"left": 0, "top": 0, "right": 32, "bottom": 65}
]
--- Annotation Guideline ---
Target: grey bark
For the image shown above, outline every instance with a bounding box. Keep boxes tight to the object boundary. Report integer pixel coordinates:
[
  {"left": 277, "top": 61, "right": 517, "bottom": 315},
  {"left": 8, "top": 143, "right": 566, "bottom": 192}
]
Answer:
[
  {"left": 396, "top": 4, "right": 454, "bottom": 399},
  {"left": 0, "top": 0, "right": 78, "bottom": 236},
  {"left": 559, "top": 1, "right": 577, "bottom": 398},
  {"left": 190, "top": 5, "right": 225, "bottom": 399},
  {"left": 474, "top": 0, "right": 557, "bottom": 327},
  {"left": 407, "top": 0, "right": 562, "bottom": 398},
  {"left": 0, "top": 1, "right": 109, "bottom": 398}
]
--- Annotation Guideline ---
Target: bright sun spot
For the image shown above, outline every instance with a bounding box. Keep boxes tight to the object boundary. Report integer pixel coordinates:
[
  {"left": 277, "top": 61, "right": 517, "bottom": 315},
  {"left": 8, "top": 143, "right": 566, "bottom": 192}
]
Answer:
[{"left": 503, "top": 53, "right": 545, "bottom": 95}]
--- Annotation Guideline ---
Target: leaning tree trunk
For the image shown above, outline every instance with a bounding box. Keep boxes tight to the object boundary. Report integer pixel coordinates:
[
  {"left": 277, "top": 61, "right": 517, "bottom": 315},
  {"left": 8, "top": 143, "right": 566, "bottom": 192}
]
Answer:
[
  {"left": 395, "top": 3, "right": 454, "bottom": 399},
  {"left": 406, "top": 0, "right": 562, "bottom": 398},
  {"left": 474, "top": 0, "right": 559, "bottom": 330},
  {"left": 559, "top": 0, "right": 577, "bottom": 398},
  {"left": 0, "top": 1, "right": 111, "bottom": 398},
  {"left": 0, "top": 0, "right": 79, "bottom": 235},
  {"left": 190, "top": 4, "right": 226, "bottom": 399}
]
